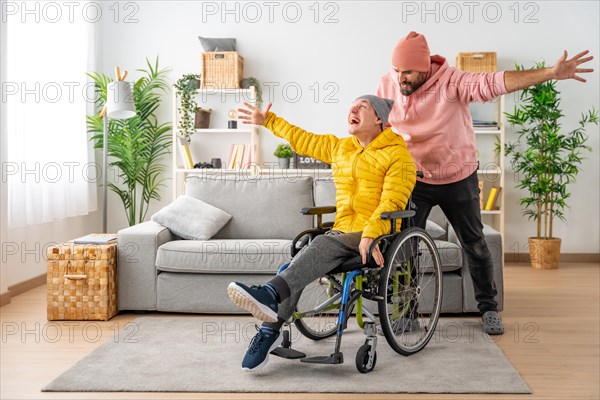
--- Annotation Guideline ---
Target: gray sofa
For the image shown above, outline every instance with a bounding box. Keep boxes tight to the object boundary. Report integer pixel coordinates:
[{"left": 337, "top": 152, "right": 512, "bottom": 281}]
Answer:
[{"left": 117, "top": 175, "right": 503, "bottom": 314}]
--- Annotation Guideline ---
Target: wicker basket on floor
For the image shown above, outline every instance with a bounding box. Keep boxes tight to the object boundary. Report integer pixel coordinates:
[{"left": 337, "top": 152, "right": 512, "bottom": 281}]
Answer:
[{"left": 47, "top": 242, "right": 117, "bottom": 321}]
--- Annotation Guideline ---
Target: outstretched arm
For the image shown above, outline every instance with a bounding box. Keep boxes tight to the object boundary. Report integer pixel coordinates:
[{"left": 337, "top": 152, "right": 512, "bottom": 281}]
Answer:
[
  {"left": 504, "top": 50, "right": 594, "bottom": 93},
  {"left": 238, "top": 102, "right": 338, "bottom": 163},
  {"left": 238, "top": 101, "right": 272, "bottom": 125}
]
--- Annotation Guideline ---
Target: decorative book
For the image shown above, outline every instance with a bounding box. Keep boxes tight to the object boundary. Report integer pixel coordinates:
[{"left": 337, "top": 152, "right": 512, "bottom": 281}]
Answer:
[
  {"left": 484, "top": 187, "right": 501, "bottom": 211},
  {"left": 72, "top": 234, "right": 117, "bottom": 244}
]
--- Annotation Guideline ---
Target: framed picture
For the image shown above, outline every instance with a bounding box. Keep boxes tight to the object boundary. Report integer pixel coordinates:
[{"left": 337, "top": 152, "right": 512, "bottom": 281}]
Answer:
[{"left": 293, "top": 154, "right": 330, "bottom": 169}]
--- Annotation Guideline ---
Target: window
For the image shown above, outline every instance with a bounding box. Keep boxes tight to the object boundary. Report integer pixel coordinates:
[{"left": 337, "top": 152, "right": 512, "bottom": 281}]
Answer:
[{"left": 4, "top": 2, "right": 97, "bottom": 227}]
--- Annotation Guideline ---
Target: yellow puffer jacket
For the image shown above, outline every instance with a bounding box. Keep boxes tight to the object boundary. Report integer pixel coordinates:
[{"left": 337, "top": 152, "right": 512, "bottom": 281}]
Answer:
[{"left": 263, "top": 112, "right": 416, "bottom": 238}]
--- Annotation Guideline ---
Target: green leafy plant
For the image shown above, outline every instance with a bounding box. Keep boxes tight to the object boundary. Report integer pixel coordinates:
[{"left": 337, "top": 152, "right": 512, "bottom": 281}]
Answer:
[
  {"left": 493, "top": 135, "right": 501, "bottom": 162},
  {"left": 274, "top": 143, "right": 294, "bottom": 159},
  {"left": 174, "top": 73, "right": 201, "bottom": 139},
  {"left": 242, "top": 76, "right": 263, "bottom": 107},
  {"left": 87, "top": 56, "right": 172, "bottom": 226},
  {"left": 505, "top": 61, "right": 598, "bottom": 240}
]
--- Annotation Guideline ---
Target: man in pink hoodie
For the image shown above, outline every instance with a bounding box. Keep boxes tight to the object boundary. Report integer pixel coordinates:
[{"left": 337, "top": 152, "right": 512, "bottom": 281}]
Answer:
[{"left": 377, "top": 31, "right": 594, "bottom": 335}]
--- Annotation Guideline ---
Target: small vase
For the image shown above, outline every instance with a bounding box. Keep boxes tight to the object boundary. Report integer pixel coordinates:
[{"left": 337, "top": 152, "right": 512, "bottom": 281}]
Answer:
[
  {"left": 278, "top": 158, "right": 290, "bottom": 169},
  {"left": 194, "top": 109, "right": 212, "bottom": 129}
]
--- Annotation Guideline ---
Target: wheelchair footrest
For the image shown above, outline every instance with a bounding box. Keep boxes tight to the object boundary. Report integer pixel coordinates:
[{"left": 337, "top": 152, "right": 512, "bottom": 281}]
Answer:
[
  {"left": 270, "top": 347, "right": 306, "bottom": 359},
  {"left": 301, "top": 352, "right": 344, "bottom": 364}
]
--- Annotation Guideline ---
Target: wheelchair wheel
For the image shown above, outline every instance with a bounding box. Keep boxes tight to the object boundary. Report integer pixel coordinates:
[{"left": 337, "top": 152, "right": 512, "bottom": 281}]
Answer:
[
  {"left": 355, "top": 343, "right": 377, "bottom": 373},
  {"left": 378, "top": 227, "right": 443, "bottom": 356},
  {"left": 294, "top": 274, "right": 344, "bottom": 340}
]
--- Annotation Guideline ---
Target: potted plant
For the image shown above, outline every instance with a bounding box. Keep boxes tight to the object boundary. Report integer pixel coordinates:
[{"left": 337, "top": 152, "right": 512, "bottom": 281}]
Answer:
[
  {"left": 241, "top": 76, "right": 263, "bottom": 107},
  {"left": 505, "top": 61, "right": 598, "bottom": 269},
  {"left": 274, "top": 143, "right": 294, "bottom": 169},
  {"left": 87, "top": 56, "right": 172, "bottom": 226},
  {"left": 194, "top": 106, "right": 212, "bottom": 129},
  {"left": 174, "top": 74, "right": 205, "bottom": 138}
]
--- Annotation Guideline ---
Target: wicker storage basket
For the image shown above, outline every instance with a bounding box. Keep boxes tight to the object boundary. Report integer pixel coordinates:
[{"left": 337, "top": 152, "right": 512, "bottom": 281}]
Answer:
[
  {"left": 201, "top": 51, "right": 244, "bottom": 89},
  {"left": 47, "top": 241, "right": 117, "bottom": 321},
  {"left": 456, "top": 52, "right": 497, "bottom": 72}
]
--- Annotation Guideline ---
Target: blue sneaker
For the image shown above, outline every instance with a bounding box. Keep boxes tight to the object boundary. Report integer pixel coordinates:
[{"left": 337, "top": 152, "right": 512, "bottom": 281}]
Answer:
[
  {"left": 227, "top": 282, "right": 279, "bottom": 322},
  {"left": 242, "top": 326, "right": 282, "bottom": 371}
]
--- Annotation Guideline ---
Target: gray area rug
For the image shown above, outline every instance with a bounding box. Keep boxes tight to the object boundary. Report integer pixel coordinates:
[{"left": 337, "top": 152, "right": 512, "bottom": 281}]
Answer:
[{"left": 43, "top": 316, "right": 531, "bottom": 393}]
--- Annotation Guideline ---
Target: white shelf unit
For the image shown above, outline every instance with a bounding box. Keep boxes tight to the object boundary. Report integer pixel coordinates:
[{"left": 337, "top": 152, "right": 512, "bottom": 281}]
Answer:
[
  {"left": 473, "top": 95, "right": 505, "bottom": 239},
  {"left": 172, "top": 87, "right": 259, "bottom": 199}
]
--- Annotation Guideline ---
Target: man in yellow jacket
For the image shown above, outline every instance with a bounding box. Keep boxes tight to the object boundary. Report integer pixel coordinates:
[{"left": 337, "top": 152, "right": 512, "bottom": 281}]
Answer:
[{"left": 228, "top": 95, "right": 416, "bottom": 371}]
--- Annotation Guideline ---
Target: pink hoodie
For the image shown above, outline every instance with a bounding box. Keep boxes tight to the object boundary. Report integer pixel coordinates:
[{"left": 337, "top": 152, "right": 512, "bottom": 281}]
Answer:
[{"left": 377, "top": 55, "right": 508, "bottom": 184}]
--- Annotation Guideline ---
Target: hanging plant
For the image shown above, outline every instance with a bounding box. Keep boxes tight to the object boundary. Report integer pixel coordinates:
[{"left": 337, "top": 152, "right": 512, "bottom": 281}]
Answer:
[{"left": 174, "top": 73, "right": 201, "bottom": 139}]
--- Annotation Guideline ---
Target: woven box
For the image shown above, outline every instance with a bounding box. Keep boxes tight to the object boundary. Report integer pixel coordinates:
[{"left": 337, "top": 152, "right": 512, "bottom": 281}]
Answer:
[
  {"left": 201, "top": 51, "right": 244, "bottom": 89},
  {"left": 456, "top": 52, "right": 497, "bottom": 72},
  {"left": 47, "top": 241, "right": 117, "bottom": 321}
]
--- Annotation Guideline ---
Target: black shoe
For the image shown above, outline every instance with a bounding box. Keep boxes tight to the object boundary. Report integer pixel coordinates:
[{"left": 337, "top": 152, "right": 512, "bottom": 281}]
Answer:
[
  {"left": 482, "top": 311, "right": 505, "bottom": 335},
  {"left": 227, "top": 282, "right": 279, "bottom": 322},
  {"left": 241, "top": 325, "right": 282, "bottom": 371}
]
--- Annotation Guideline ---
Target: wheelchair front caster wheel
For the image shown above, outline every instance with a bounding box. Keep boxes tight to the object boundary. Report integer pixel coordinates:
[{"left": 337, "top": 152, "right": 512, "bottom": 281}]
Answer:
[{"left": 356, "top": 344, "right": 377, "bottom": 373}]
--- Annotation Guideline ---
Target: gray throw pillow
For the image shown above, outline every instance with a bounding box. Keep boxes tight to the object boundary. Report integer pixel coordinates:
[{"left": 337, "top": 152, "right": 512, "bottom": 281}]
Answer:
[
  {"left": 426, "top": 220, "right": 446, "bottom": 240},
  {"left": 151, "top": 195, "right": 232, "bottom": 240},
  {"left": 198, "top": 37, "right": 237, "bottom": 52}
]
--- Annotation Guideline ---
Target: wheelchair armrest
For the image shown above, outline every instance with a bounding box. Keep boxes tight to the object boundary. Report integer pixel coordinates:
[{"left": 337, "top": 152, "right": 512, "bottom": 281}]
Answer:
[
  {"left": 301, "top": 206, "right": 336, "bottom": 230},
  {"left": 301, "top": 206, "right": 337, "bottom": 216},
  {"left": 291, "top": 227, "right": 331, "bottom": 257},
  {"left": 380, "top": 210, "right": 415, "bottom": 220}
]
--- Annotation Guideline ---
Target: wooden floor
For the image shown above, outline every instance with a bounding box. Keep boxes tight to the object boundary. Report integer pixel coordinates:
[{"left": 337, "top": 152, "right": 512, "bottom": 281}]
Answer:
[{"left": 1, "top": 262, "right": 598, "bottom": 400}]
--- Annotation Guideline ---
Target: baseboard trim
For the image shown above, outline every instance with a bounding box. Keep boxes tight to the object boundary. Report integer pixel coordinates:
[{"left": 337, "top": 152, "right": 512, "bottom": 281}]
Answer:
[
  {"left": 0, "top": 273, "right": 47, "bottom": 307},
  {"left": 0, "top": 291, "right": 10, "bottom": 307},
  {"left": 505, "top": 253, "right": 600, "bottom": 263}
]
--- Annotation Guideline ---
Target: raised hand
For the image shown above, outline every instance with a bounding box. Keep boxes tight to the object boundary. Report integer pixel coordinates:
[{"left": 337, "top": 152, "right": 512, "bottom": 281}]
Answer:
[
  {"left": 237, "top": 102, "right": 272, "bottom": 125},
  {"left": 551, "top": 50, "right": 594, "bottom": 82}
]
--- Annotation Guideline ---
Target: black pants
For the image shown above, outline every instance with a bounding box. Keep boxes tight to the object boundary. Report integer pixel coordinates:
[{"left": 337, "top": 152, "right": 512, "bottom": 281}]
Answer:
[{"left": 412, "top": 171, "right": 498, "bottom": 314}]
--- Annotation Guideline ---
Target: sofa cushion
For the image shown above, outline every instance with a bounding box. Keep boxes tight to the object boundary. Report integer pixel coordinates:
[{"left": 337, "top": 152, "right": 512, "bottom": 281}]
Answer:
[
  {"left": 428, "top": 206, "right": 448, "bottom": 236},
  {"left": 426, "top": 220, "right": 446, "bottom": 240},
  {"left": 435, "top": 240, "right": 463, "bottom": 272},
  {"left": 151, "top": 195, "right": 232, "bottom": 240},
  {"left": 156, "top": 239, "right": 292, "bottom": 274},
  {"left": 184, "top": 176, "right": 314, "bottom": 240}
]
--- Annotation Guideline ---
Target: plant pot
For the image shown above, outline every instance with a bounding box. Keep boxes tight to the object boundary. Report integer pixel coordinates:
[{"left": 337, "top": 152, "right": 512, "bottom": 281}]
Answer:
[
  {"left": 528, "top": 237, "right": 561, "bottom": 269},
  {"left": 194, "top": 109, "right": 212, "bottom": 129},
  {"left": 278, "top": 158, "right": 290, "bottom": 169}
]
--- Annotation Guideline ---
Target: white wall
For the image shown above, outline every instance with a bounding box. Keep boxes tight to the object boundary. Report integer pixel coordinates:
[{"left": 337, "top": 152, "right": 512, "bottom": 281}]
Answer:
[
  {"left": 101, "top": 0, "right": 599, "bottom": 254},
  {"left": 1, "top": 14, "right": 8, "bottom": 295},
  {"left": 2, "top": 1, "right": 599, "bottom": 292}
]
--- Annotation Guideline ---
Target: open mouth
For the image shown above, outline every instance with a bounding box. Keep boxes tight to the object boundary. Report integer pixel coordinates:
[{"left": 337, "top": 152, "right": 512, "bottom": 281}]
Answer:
[{"left": 349, "top": 116, "right": 360, "bottom": 125}]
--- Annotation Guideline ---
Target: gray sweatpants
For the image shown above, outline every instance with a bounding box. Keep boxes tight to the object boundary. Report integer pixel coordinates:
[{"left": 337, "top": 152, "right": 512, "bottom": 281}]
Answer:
[{"left": 265, "top": 231, "right": 363, "bottom": 327}]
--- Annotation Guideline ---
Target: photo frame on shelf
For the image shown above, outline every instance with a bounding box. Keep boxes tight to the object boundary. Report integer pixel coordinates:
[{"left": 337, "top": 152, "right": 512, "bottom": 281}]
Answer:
[{"left": 293, "top": 154, "right": 330, "bottom": 169}]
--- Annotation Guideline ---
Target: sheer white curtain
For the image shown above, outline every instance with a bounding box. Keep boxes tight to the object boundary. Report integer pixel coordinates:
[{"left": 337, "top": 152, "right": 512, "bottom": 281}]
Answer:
[{"left": 6, "top": 5, "right": 98, "bottom": 227}]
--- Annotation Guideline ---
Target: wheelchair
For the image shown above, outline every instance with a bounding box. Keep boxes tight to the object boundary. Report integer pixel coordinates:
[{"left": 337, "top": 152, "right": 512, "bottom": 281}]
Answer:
[{"left": 270, "top": 192, "right": 443, "bottom": 373}]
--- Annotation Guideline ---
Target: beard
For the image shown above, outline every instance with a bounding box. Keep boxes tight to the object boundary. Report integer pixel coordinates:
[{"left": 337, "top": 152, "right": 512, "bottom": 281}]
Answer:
[{"left": 399, "top": 74, "right": 427, "bottom": 96}]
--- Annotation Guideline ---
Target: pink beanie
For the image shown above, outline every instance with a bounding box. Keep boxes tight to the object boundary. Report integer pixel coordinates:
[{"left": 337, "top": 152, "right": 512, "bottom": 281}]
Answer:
[{"left": 392, "top": 31, "right": 431, "bottom": 72}]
